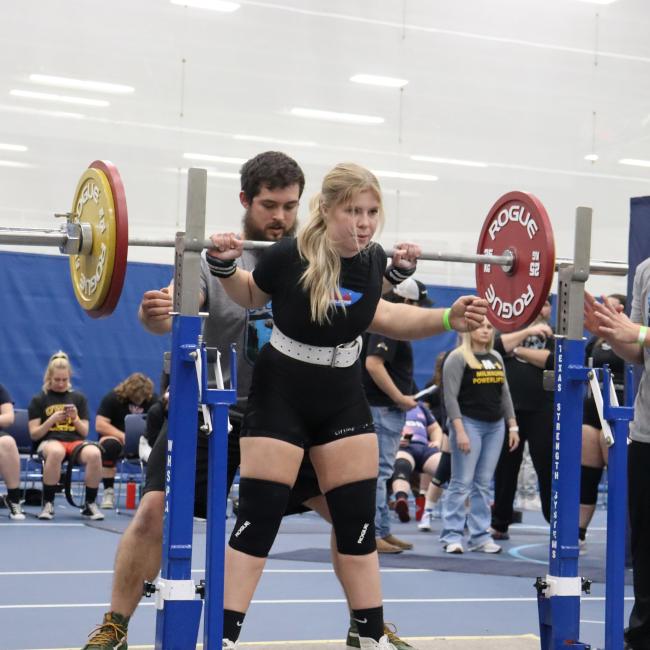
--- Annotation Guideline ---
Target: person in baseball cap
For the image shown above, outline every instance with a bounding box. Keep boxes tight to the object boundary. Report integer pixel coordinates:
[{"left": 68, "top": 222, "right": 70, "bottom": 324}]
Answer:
[{"left": 393, "top": 277, "right": 434, "bottom": 307}]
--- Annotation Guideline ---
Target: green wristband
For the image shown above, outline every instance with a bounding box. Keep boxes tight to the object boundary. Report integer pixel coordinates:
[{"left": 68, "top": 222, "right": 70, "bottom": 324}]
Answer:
[
  {"left": 442, "top": 308, "right": 453, "bottom": 331},
  {"left": 638, "top": 325, "right": 648, "bottom": 346}
]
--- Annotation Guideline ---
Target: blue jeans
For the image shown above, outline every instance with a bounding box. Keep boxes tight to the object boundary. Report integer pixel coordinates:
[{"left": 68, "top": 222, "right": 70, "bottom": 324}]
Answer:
[
  {"left": 371, "top": 405, "right": 406, "bottom": 539},
  {"left": 440, "top": 416, "right": 505, "bottom": 547}
]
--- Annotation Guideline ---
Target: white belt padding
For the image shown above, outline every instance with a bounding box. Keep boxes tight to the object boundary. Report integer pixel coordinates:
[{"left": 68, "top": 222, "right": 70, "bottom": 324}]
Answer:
[
  {"left": 588, "top": 371, "right": 619, "bottom": 447},
  {"left": 270, "top": 326, "right": 363, "bottom": 368},
  {"left": 542, "top": 575, "right": 583, "bottom": 598},
  {"left": 155, "top": 579, "right": 197, "bottom": 609}
]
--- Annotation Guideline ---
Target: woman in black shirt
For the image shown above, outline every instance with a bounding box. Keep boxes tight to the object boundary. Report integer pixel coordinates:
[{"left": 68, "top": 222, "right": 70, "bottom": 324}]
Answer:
[
  {"left": 207, "top": 162, "right": 487, "bottom": 650},
  {"left": 27, "top": 351, "right": 103, "bottom": 521},
  {"left": 441, "top": 319, "right": 519, "bottom": 554}
]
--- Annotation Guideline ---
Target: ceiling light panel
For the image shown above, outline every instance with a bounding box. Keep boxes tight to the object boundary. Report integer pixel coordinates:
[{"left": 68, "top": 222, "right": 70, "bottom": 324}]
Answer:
[
  {"left": 10, "top": 89, "right": 109, "bottom": 107},
  {"left": 350, "top": 74, "right": 409, "bottom": 88},
  {"left": 619, "top": 158, "right": 650, "bottom": 168},
  {"left": 183, "top": 153, "right": 247, "bottom": 164},
  {"left": 372, "top": 170, "right": 438, "bottom": 182},
  {"left": 410, "top": 154, "right": 488, "bottom": 168},
  {"left": 290, "top": 107, "right": 384, "bottom": 125},
  {"left": 584, "top": 154, "right": 599, "bottom": 161},
  {"left": 29, "top": 74, "right": 134, "bottom": 94},
  {"left": 0, "top": 143, "right": 27, "bottom": 152},
  {"left": 233, "top": 134, "right": 317, "bottom": 147},
  {"left": 170, "top": 0, "right": 240, "bottom": 12},
  {"left": 0, "top": 160, "right": 31, "bottom": 168}
]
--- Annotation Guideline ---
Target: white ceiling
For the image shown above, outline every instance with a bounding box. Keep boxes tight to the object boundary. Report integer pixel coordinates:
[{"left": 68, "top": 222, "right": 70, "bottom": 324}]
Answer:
[{"left": 1, "top": 0, "right": 649, "bottom": 294}]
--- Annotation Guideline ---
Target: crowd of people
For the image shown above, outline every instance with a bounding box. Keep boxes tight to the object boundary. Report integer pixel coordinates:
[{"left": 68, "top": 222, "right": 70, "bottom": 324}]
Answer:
[{"left": 0, "top": 149, "right": 643, "bottom": 650}]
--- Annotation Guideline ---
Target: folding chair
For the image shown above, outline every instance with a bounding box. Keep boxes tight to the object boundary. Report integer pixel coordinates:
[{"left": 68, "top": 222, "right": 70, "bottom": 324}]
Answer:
[{"left": 115, "top": 413, "right": 147, "bottom": 513}]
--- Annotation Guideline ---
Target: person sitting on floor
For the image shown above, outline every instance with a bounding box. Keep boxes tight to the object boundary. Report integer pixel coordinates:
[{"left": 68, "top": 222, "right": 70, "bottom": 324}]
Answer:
[{"left": 391, "top": 402, "right": 443, "bottom": 524}]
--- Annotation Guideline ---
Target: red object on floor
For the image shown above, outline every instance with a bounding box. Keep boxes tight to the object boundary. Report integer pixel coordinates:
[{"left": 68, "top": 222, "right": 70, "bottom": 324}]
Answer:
[
  {"left": 415, "top": 495, "right": 425, "bottom": 521},
  {"left": 126, "top": 482, "right": 137, "bottom": 509}
]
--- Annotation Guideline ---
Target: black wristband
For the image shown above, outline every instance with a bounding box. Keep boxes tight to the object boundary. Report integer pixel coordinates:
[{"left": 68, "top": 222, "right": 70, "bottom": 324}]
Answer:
[
  {"left": 206, "top": 254, "right": 237, "bottom": 278},
  {"left": 384, "top": 263, "right": 415, "bottom": 286}
]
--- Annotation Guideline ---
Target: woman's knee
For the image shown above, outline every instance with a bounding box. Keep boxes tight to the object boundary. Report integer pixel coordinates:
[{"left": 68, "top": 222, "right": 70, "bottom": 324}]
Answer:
[
  {"left": 0, "top": 436, "right": 18, "bottom": 456},
  {"left": 326, "top": 478, "right": 377, "bottom": 555},
  {"left": 131, "top": 492, "right": 165, "bottom": 539}
]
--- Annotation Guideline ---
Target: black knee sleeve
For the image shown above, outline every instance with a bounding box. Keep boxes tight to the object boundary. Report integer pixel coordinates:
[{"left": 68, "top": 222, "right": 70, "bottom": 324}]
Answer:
[
  {"left": 228, "top": 478, "right": 290, "bottom": 558},
  {"left": 580, "top": 465, "right": 603, "bottom": 506},
  {"left": 392, "top": 458, "right": 412, "bottom": 483},
  {"left": 326, "top": 478, "right": 377, "bottom": 555},
  {"left": 99, "top": 437, "right": 123, "bottom": 467},
  {"left": 432, "top": 451, "right": 451, "bottom": 487}
]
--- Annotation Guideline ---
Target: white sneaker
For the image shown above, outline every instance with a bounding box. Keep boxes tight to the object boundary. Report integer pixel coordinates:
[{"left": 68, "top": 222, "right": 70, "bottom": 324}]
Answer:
[
  {"left": 469, "top": 540, "right": 502, "bottom": 554},
  {"left": 100, "top": 487, "right": 115, "bottom": 509},
  {"left": 359, "top": 634, "right": 398, "bottom": 650},
  {"left": 223, "top": 640, "right": 237, "bottom": 649},
  {"left": 81, "top": 502, "right": 105, "bottom": 521},
  {"left": 444, "top": 542, "right": 464, "bottom": 554},
  {"left": 38, "top": 501, "right": 55, "bottom": 520},
  {"left": 3, "top": 495, "right": 26, "bottom": 520},
  {"left": 418, "top": 510, "right": 433, "bottom": 532}
]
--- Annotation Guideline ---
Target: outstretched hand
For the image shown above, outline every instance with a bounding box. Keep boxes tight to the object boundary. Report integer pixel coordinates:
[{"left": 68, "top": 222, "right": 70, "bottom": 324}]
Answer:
[
  {"left": 448, "top": 296, "right": 489, "bottom": 332},
  {"left": 588, "top": 293, "right": 640, "bottom": 344},
  {"left": 207, "top": 232, "right": 244, "bottom": 261}
]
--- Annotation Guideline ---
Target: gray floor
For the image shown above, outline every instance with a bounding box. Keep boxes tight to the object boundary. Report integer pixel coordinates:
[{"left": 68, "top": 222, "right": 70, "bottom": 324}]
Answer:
[{"left": 0, "top": 497, "right": 632, "bottom": 650}]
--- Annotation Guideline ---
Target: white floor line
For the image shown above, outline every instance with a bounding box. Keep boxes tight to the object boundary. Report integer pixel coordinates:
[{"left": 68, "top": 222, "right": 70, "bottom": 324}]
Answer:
[
  {"left": 0, "top": 567, "right": 431, "bottom": 577},
  {"left": 580, "top": 619, "right": 605, "bottom": 625},
  {"left": 0, "top": 523, "right": 84, "bottom": 527},
  {"left": 0, "top": 596, "right": 634, "bottom": 610}
]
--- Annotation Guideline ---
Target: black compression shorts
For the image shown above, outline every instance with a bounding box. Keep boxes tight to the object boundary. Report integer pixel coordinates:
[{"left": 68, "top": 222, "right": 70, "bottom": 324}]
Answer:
[
  {"left": 143, "top": 413, "right": 321, "bottom": 518},
  {"left": 241, "top": 344, "right": 375, "bottom": 448}
]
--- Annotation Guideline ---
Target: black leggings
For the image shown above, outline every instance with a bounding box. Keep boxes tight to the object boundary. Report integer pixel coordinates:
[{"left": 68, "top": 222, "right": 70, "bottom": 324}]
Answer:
[
  {"left": 491, "top": 408, "right": 553, "bottom": 531},
  {"left": 625, "top": 441, "right": 650, "bottom": 648}
]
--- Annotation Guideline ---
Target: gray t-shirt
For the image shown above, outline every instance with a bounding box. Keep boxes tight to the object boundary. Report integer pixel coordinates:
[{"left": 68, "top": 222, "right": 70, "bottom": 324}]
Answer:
[
  {"left": 200, "top": 248, "right": 269, "bottom": 419},
  {"left": 629, "top": 257, "right": 650, "bottom": 442}
]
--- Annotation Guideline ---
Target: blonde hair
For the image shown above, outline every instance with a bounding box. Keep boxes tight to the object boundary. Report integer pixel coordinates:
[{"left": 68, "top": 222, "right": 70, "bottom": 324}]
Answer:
[
  {"left": 43, "top": 351, "right": 72, "bottom": 392},
  {"left": 297, "top": 163, "right": 384, "bottom": 324},
  {"left": 115, "top": 372, "right": 154, "bottom": 404},
  {"left": 451, "top": 324, "right": 495, "bottom": 370}
]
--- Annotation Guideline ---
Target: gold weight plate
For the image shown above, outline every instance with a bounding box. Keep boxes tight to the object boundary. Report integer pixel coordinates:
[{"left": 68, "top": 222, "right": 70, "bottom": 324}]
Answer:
[{"left": 69, "top": 168, "right": 117, "bottom": 311}]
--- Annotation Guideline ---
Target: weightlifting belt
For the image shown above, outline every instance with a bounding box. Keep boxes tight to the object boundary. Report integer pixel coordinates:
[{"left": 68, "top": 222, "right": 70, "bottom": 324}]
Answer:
[{"left": 270, "top": 326, "right": 362, "bottom": 368}]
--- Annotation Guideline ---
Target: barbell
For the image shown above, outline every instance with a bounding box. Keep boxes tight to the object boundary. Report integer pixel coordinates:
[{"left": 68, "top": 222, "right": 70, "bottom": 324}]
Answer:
[{"left": 0, "top": 160, "right": 629, "bottom": 331}]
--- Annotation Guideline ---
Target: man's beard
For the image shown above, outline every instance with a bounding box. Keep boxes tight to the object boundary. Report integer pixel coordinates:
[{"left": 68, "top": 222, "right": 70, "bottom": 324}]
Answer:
[{"left": 242, "top": 209, "right": 297, "bottom": 241}]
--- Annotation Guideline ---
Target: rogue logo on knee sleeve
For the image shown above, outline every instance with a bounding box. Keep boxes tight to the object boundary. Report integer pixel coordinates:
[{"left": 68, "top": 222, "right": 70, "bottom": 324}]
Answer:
[
  {"left": 326, "top": 479, "right": 377, "bottom": 555},
  {"left": 228, "top": 478, "right": 291, "bottom": 558},
  {"left": 234, "top": 520, "right": 251, "bottom": 537},
  {"left": 357, "top": 522, "right": 369, "bottom": 544}
]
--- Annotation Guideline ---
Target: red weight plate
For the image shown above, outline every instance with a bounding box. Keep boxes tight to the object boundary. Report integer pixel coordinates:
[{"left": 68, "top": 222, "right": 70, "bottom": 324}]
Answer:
[
  {"left": 87, "top": 160, "right": 129, "bottom": 318},
  {"left": 475, "top": 191, "right": 555, "bottom": 333}
]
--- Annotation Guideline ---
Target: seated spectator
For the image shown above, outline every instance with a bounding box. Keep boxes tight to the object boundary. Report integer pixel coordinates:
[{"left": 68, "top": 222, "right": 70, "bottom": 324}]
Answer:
[
  {"left": 28, "top": 352, "right": 103, "bottom": 521},
  {"left": 0, "top": 383, "right": 25, "bottom": 520},
  {"left": 95, "top": 373, "right": 157, "bottom": 508},
  {"left": 140, "top": 389, "right": 168, "bottom": 463},
  {"left": 391, "top": 402, "right": 443, "bottom": 524}
]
